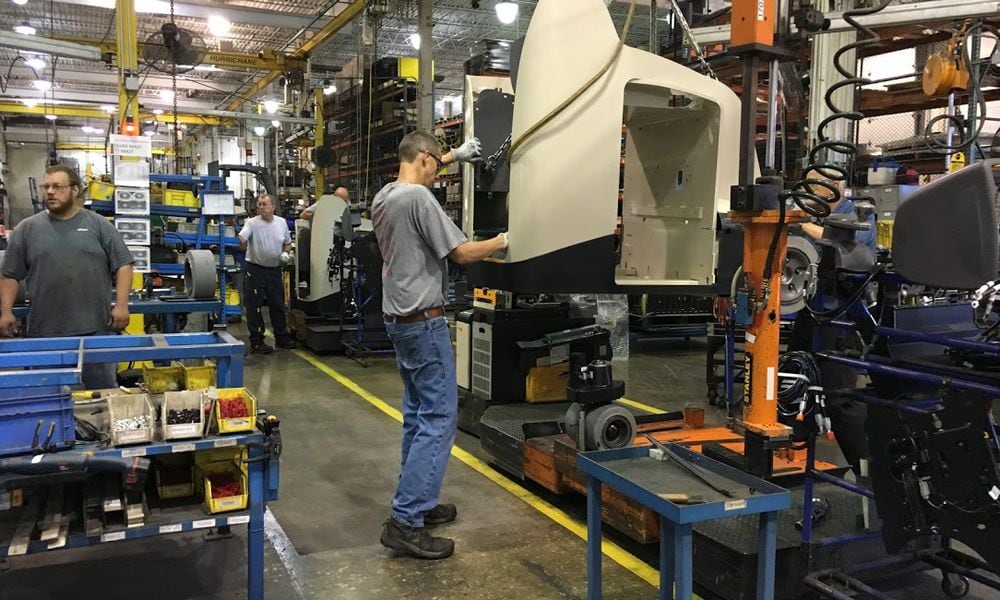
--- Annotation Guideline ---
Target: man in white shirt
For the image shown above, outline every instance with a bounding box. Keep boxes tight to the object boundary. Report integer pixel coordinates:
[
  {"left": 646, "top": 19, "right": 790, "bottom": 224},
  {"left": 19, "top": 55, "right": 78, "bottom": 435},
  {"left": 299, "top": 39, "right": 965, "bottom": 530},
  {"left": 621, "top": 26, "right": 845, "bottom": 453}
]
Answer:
[{"left": 238, "top": 195, "right": 293, "bottom": 354}]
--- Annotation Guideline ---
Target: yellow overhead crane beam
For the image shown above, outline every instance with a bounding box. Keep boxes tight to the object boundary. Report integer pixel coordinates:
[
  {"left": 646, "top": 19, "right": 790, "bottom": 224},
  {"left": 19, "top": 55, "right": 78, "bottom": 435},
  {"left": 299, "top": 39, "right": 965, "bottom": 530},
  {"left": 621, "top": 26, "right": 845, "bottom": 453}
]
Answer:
[
  {"left": 53, "top": 36, "right": 309, "bottom": 72},
  {"left": 225, "top": 0, "right": 367, "bottom": 111},
  {"left": 0, "top": 102, "right": 221, "bottom": 126},
  {"left": 56, "top": 143, "right": 174, "bottom": 155}
]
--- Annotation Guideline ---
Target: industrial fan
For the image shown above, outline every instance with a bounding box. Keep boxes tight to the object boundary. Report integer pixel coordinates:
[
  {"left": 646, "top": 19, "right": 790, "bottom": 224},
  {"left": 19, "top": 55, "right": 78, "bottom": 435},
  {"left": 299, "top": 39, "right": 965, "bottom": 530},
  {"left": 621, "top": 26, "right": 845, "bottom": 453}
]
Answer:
[{"left": 142, "top": 22, "right": 207, "bottom": 75}]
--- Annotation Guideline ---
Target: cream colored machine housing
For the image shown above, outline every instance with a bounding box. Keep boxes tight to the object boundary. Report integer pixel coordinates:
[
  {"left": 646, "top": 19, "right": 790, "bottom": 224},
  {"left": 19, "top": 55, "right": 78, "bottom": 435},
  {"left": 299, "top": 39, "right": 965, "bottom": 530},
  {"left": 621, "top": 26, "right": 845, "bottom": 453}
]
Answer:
[
  {"left": 467, "top": 0, "right": 742, "bottom": 293},
  {"left": 294, "top": 194, "right": 347, "bottom": 303}
]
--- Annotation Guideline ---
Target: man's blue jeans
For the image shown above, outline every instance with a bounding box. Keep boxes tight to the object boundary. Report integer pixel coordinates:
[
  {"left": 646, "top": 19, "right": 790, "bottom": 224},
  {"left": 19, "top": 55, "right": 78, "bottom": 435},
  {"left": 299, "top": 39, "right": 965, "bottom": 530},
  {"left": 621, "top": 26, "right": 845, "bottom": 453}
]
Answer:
[{"left": 385, "top": 316, "right": 457, "bottom": 528}]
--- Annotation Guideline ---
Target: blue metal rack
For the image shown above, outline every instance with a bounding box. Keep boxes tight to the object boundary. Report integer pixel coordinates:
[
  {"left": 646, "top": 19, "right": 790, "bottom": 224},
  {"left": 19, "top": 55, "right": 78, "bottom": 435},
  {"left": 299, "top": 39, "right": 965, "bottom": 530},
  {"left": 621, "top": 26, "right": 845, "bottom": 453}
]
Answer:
[
  {"left": 0, "top": 332, "right": 279, "bottom": 600},
  {"left": 90, "top": 174, "right": 244, "bottom": 321}
]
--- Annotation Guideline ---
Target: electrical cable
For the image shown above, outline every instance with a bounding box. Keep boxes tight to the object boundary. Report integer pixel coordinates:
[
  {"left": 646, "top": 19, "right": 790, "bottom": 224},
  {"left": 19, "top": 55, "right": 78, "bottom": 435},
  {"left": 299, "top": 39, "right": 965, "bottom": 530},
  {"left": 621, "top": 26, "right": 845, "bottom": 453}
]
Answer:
[
  {"left": 507, "top": 0, "right": 638, "bottom": 162},
  {"left": 805, "top": 266, "right": 884, "bottom": 323},
  {"left": 777, "top": 351, "right": 822, "bottom": 418}
]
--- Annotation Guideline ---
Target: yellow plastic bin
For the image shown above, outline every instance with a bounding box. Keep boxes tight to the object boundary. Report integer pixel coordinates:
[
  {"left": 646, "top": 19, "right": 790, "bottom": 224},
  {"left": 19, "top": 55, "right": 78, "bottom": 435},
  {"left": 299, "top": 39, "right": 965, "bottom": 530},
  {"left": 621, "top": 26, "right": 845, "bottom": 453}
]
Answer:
[
  {"left": 179, "top": 361, "right": 216, "bottom": 391},
  {"left": 214, "top": 388, "right": 257, "bottom": 434},
  {"left": 143, "top": 365, "right": 184, "bottom": 393},
  {"left": 200, "top": 461, "right": 248, "bottom": 514},
  {"left": 87, "top": 180, "right": 115, "bottom": 202}
]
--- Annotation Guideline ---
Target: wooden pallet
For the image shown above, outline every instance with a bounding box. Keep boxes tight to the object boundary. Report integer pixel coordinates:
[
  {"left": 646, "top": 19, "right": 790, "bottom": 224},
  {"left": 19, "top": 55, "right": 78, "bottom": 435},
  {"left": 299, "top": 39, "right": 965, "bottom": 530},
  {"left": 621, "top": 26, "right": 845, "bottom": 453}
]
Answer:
[{"left": 521, "top": 426, "right": 840, "bottom": 544}]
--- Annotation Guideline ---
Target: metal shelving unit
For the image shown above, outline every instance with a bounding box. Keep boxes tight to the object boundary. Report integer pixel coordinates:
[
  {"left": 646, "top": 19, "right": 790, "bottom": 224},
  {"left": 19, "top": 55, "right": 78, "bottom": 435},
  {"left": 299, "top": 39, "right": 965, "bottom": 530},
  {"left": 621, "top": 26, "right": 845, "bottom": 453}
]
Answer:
[
  {"left": 0, "top": 332, "right": 279, "bottom": 600},
  {"left": 91, "top": 174, "right": 245, "bottom": 321}
]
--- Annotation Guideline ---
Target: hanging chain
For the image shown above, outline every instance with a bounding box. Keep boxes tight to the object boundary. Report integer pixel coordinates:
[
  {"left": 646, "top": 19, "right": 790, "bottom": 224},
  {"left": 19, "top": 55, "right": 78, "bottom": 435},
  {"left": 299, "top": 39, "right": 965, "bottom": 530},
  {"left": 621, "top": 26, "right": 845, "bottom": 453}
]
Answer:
[
  {"left": 170, "top": 0, "right": 180, "bottom": 172},
  {"left": 666, "top": 0, "right": 716, "bottom": 80}
]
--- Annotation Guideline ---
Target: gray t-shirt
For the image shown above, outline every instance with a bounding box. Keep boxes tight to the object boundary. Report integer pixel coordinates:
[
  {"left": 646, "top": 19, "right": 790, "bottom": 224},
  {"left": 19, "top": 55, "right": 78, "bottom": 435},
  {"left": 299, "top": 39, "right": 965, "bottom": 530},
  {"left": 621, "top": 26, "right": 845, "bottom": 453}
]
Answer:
[
  {"left": 239, "top": 215, "right": 291, "bottom": 268},
  {"left": 2, "top": 209, "right": 134, "bottom": 337},
  {"left": 372, "top": 182, "right": 466, "bottom": 316}
]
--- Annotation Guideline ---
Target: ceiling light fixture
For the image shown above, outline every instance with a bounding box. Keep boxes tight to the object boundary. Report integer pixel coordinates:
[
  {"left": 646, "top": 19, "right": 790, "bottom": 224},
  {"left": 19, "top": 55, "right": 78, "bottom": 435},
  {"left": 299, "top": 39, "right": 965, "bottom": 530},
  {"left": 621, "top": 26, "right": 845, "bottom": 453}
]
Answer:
[
  {"left": 263, "top": 99, "right": 279, "bottom": 114},
  {"left": 14, "top": 22, "right": 36, "bottom": 36},
  {"left": 152, "top": 108, "right": 164, "bottom": 115},
  {"left": 44, "top": 114, "right": 56, "bottom": 121},
  {"left": 193, "top": 64, "right": 219, "bottom": 71},
  {"left": 271, "top": 119, "right": 280, "bottom": 128},
  {"left": 207, "top": 15, "right": 231, "bottom": 37},
  {"left": 32, "top": 79, "right": 51, "bottom": 91},
  {"left": 409, "top": 33, "right": 421, "bottom": 50},
  {"left": 102, "top": 104, "right": 117, "bottom": 113},
  {"left": 22, "top": 98, "right": 38, "bottom": 108},
  {"left": 159, "top": 88, "right": 174, "bottom": 101},
  {"left": 12, "top": 0, "right": 30, "bottom": 6},
  {"left": 495, "top": 1, "right": 518, "bottom": 24},
  {"left": 253, "top": 126, "right": 266, "bottom": 136},
  {"left": 322, "top": 78, "right": 337, "bottom": 95},
  {"left": 25, "top": 57, "right": 45, "bottom": 70}
]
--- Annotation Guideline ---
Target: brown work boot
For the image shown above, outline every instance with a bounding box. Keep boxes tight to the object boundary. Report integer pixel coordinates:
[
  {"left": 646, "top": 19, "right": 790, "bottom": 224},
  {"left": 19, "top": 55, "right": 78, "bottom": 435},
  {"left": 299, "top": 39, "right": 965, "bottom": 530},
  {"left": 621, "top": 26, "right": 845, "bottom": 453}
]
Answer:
[{"left": 380, "top": 517, "right": 454, "bottom": 559}]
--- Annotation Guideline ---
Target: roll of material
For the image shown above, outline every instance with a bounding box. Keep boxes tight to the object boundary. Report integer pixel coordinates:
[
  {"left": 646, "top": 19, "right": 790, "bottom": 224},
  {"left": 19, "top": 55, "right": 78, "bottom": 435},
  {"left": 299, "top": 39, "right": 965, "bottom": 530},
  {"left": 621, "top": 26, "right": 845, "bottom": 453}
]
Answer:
[{"left": 184, "top": 250, "right": 217, "bottom": 299}]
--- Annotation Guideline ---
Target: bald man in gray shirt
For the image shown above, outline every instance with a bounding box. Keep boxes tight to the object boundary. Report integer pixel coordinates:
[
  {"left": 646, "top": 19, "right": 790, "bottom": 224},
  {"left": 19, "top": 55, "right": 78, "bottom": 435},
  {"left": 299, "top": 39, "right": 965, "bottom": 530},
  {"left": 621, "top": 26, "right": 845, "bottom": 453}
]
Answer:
[{"left": 238, "top": 195, "right": 293, "bottom": 354}]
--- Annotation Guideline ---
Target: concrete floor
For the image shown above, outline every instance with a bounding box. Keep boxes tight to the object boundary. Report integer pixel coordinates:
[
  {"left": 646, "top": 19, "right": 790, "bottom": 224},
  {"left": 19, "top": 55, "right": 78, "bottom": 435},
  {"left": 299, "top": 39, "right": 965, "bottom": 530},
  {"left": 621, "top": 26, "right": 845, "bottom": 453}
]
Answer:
[{"left": 0, "top": 326, "right": 997, "bottom": 599}]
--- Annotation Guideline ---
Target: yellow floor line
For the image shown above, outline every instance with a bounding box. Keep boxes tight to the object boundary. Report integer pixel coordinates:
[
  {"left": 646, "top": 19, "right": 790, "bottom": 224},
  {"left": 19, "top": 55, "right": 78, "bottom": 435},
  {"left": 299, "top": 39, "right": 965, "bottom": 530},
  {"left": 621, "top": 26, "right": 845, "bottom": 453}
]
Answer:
[
  {"left": 617, "top": 397, "right": 666, "bottom": 415},
  {"left": 293, "top": 350, "right": 667, "bottom": 590}
]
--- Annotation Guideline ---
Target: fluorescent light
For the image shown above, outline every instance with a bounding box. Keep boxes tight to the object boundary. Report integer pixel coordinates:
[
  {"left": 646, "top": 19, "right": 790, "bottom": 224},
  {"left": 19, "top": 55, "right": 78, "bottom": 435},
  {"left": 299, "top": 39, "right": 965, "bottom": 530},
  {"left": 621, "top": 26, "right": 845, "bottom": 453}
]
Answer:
[
  {"left": 193, "top": 64, "right": 219, "bottom": 71},
  {"left": 207, "top": 15, "right": 231, "bottom": 37},
  {"left": 263, "top": 99, "right": 279, "bottom": 114},
  {"left": 44, "top": 114, "right": 56, "bottom": 121},
  {"left": 495, "top": 1, "right": 519, "bottom": 24},
  {"left": 253, "top": 126, "right": 266, "bottom": 136},
  {"left": 152, "top": 108, "right": 164, "bottom": 115},
  {"left": 143, "top": 129, "right": 156, "bottom": 136},
  {"left": 101, "top": 104, "right": 117, "bottom": 113},
  {"left": 271, "top": 120, "right": 280, "bottom": 128},
  {"left": 32, "top": 79, "right": 51, "bottom": 91},
  {"left": 82, "top": 125, "right": 98, "bottom": 134},
  {"left": 25, "top": 57, "right": 45, "bottom": 70},
  {"left": 409, "top": 33, "right": 420, "bottom": 50},
  {"left": 159, "top": 88, "right": 174, "bottom": 101},
  {"left": 14, "top": 22, "right": 36, "bottom": 36}
]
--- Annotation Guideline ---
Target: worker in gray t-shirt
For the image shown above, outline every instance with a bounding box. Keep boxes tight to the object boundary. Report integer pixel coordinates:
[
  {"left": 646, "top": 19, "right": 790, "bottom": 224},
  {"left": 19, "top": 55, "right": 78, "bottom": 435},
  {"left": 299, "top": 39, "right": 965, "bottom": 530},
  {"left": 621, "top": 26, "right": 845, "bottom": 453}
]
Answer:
[
  {"left": 238, "top": 194, "right": 294, "bottom": 354},
  {"left": 374, "top": 131, "right": 507, "bottom": 560},
  {"left": 0, "top": 164, "right": 134, "bottom": 389}
]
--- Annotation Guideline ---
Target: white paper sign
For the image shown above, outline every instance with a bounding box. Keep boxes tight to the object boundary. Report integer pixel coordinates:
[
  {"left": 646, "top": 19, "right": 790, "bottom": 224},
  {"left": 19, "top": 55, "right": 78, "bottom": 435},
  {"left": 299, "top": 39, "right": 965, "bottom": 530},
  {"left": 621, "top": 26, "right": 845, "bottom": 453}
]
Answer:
[
  {"left": 115, "top": 218, "right": 151, "bottom": 245},
  {"left": 114, "top": 161, "right": 150, "bottom": 188},
  {"left": 202, "top": 191, "right": 235, "bottom": 215},
  {"left": 114, "top": 187, "right": 150, "bottom": 216},
  {"left": 110, "top": 134, "right": 152, "bottom": 158}
]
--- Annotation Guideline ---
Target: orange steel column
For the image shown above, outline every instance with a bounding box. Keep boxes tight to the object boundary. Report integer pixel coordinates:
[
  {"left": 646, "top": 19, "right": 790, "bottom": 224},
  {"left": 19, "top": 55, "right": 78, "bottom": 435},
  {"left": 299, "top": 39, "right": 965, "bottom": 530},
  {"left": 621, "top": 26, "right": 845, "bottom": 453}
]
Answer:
[
  {"left": 731, "top": 0, "right": 775, "bottom": 48},
  {"left": 730, "top": 211, "right": 807, "bottom": 437}
]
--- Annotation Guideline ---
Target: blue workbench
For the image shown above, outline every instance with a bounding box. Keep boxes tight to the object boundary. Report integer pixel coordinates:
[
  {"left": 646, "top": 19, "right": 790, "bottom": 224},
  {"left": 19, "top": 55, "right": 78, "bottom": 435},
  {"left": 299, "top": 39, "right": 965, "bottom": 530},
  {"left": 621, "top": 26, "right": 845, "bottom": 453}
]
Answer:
[
  {"left": 11, "top": 298, "right": 223, "bottom": 333},
  {"left": 577, "top": 444, "right": 791, "bottom": 600}
]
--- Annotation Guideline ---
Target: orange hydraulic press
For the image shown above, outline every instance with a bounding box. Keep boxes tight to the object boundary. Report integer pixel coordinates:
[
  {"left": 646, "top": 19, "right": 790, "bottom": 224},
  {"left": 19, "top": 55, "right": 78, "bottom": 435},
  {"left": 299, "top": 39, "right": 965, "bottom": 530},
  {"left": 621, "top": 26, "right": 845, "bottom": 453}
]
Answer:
[{"left": 727, "top": 0, "right": 809, "bottom": 477}]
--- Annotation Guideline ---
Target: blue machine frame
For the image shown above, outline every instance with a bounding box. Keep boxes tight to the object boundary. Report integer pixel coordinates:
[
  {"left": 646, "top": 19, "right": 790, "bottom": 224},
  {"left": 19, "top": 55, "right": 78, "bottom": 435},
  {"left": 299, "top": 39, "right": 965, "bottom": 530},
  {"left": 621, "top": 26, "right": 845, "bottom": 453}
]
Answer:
[
  {"left": 792, "top": 288, "right": 1000, "bottom": 596},
  {"left": 577, "top": 444, "right": 791, "bottom": 600},
  {"left": 11, "top": 299, "right": 222, "bottom": 334}
]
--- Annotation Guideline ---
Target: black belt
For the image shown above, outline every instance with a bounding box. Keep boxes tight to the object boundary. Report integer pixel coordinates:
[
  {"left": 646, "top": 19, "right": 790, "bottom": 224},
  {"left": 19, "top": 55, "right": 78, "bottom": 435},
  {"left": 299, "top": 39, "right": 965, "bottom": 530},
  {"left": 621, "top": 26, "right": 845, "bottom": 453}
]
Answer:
[{"left": 384, "top": 307, "right": 445, "bottom": 324}]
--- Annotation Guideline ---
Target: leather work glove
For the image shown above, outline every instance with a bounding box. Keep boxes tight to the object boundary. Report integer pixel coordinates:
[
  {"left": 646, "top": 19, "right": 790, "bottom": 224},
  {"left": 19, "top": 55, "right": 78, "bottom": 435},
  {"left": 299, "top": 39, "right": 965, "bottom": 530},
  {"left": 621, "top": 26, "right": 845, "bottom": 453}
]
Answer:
[{"left": 451, "top": 138, "right": 482, "bottom": 163}]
